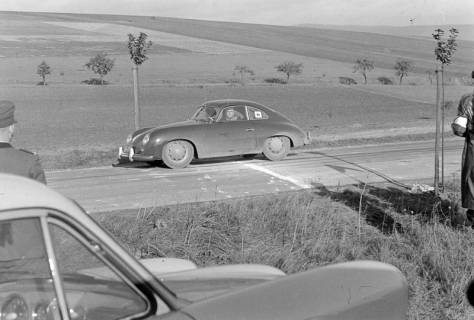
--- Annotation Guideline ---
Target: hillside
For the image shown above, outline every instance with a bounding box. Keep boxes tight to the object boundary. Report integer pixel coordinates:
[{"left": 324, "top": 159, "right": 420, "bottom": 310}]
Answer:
[
  {"left": 298, "top": 24, "right": 474, "bottom": 42},
  {"left": 2, "top": 11, "right": 473, "bottom": 77}
]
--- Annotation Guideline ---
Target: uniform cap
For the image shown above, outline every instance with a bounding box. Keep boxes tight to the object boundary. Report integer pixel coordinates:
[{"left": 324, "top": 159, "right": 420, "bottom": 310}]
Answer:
[{"left": 0, "top": 101, "right": 17, "bottom": 128}]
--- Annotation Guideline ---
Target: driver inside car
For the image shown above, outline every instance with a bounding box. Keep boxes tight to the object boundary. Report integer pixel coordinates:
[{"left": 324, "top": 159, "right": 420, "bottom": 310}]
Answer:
[{"left": 225, "top": 108, "right": 244, "bottom": 121}]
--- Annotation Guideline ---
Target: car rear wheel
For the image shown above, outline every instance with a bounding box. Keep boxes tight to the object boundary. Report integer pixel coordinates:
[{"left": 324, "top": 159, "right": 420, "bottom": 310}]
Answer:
[
  {"left": 262, "top": 136, "right": 290, "bottom": 161},
  {"left": 162, "top": 140, "right": 194, "bottom": 169}
]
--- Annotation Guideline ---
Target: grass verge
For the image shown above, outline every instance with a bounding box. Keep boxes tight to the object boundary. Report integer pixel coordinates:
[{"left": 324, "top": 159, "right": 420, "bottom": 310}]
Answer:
[{"left": 94, "top": 182, "right": 473, "bottom": 320}]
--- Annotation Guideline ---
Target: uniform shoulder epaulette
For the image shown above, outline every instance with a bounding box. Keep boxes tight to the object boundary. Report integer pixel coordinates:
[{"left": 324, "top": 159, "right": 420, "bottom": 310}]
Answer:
[{"left": 19, "top": 148, "right": 36, "bottom": 155}]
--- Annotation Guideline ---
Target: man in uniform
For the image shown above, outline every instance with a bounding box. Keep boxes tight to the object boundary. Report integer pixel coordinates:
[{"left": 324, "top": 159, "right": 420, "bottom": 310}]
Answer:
[{"left": 0, "top": 100, "right": 46, "bottom": 184}]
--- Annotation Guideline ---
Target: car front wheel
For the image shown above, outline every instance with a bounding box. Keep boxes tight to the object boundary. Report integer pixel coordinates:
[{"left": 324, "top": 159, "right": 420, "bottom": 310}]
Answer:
[
  {"left": 162, "top": 140, "right": 194, "bottom": 169},
  {"left": 262, "top": 136, "right": 290, "bottom": 161}
]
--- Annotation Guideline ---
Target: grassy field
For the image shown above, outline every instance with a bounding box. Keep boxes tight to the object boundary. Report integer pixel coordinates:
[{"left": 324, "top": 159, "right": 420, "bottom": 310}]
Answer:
[
  {"left": 0, "top": 83, "right": 470, "bottom": 169},
  {"left": 94, "top": 181, "right": 474, "bottom": 319},
  {"left": 1, "top": 11, "right": 473, "bottom": 80},
  {"left": 9, "top": 11, "right": 472, "bottom": 77},
  {"left": 1, "top": 83, "right": 470, "bottom": 168}
]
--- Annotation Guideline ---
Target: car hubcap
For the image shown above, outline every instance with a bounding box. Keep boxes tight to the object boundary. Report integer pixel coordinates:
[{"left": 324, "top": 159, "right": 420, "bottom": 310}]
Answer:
[
  {"left": 168, "top": 142, "right": 186, "bottom": 161},
  {"left": 267, "top": 138, "right": 283, "bottom": 153}
]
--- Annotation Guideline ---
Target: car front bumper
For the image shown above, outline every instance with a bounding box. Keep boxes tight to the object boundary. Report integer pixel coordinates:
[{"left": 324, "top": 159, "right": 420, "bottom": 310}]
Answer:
[{"left": 118, "top": 146, "right": 156, "bottom": 162}]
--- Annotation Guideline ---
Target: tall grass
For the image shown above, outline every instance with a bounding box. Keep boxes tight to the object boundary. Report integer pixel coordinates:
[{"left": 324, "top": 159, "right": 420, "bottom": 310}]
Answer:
[{"left": 96, "top": 185, "right": 474, "bottom": 320}]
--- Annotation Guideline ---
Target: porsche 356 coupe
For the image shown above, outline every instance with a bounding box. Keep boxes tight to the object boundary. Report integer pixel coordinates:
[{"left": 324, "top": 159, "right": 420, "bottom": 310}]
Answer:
[{"left": 118, "top": 99, "right": 311, "bottom": 168}]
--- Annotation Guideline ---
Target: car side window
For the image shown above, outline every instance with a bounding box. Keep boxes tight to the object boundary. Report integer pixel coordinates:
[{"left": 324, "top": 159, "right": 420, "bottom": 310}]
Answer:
[
  {"left": 247, "top": 106, "right": 269, "bottom": 120},
  {"left": 49, "top": 221, "right": 149, "bottom": 320},
  {"left": 219, "top": 105, "right": 247, "bottom": 122},
  {"left": 0, "top": 218, "right": 60, "bottom": 320}
]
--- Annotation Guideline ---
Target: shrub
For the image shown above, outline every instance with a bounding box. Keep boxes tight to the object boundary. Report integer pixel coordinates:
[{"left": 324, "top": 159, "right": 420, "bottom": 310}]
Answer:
[
  {"left": 275, "top": 61, "right": 303, "bottom": 82},
  {"left": 338, "top": 76, "right": 357, "bottom": 85},
  {"left": 377, "top": 76, "right": 394, "bottom": 85},
  {"left": 85, "top": 53, "right": 115, "bottom": 85},
  {"left": 37, "top": 61, "right": 51, "bottom": 86},
  {"left": 264, "top": 77, "right": 287, "bottom": 84},
  {"left": 82, "top": 78, "right": 109, "bottom": 85},
  {"left": 225, "top": 78, "right": 242, "bottom": 85}
]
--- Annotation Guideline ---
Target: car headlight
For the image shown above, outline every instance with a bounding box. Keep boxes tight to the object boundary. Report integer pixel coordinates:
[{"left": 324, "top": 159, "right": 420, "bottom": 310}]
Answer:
[
  {"left": 2, "top": 294, "right": 28, "bottom": 320},
  {"left": 142, "top": 133, "right": 150, "bottom": 145},
  {"left": 126, "top": 134, "right": 133, "bottom": 144}
]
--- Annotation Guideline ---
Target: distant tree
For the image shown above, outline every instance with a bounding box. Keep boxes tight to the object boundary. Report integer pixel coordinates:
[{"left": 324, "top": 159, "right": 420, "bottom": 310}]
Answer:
[
  {"left": 377, "top": 76, "right": 393, "bottom": 85},
  {"left": 394, "top": 59, "right": 413, "bottom": 84},
  {"left": 37, "top": 61, "right": 51, "bottom": 86},
  {"left": 233, "top": 65, "right": 254, "bottom": 85},
  {"left": 127, "top": 32, "right": 153, "bottom": 130},
  {"left": 85, "top": 53, "right": 115, "bottom": 85},
  {"left": 338, "top": 76, "right": 357, "bottom": 85},
  {"left": 353, "top": 58, "right": 374, "bottom": 84},
  {"left": 275, "top": 61, "right": 303, "bottom": 82}
]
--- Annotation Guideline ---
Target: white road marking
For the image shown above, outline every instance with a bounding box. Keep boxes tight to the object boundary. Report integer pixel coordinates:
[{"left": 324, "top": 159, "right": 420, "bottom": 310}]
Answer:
[{"left": 244, "top": 163, "right": 312, "bottom": 189}]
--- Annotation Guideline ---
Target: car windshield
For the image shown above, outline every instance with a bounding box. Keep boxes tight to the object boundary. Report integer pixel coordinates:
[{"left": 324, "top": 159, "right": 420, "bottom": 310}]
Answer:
[{"left": 192, "top": 105, "right": 219, "bottom": 122}]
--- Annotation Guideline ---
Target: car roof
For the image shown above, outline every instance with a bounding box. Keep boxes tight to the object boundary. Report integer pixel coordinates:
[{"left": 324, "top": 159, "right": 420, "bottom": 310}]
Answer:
[
  {"left": 203, "top": 99, "right": 266, "bottom": 109},
  {"left": 0, "top": 173, "right": 81, "bottom": 214}
]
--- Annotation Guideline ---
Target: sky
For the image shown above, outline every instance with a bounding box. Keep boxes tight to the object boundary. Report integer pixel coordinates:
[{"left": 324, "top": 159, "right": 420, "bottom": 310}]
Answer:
[{"left": 1, "top": 0, "right": 473, "bottom": 26}]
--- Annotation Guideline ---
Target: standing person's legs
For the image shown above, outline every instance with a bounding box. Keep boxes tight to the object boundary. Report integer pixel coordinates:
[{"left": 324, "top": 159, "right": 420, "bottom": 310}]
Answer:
[{"left": 467, "top": 209, "right": 474, "bottom": 226}]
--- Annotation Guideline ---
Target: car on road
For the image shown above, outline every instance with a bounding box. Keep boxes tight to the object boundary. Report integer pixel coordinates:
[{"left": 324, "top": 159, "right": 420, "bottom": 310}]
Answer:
[
  {"left": 118, "top": 99, "right": 311, "bottom": 168},
  {"left": 0, "top": 174, "right": 408, "bottom": 320}
]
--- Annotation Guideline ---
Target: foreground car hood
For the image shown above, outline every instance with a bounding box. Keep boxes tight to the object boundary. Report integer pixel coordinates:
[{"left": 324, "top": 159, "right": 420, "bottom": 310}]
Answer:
[
  {"left": 158, "top": 263, "right": 285, "bottom": 302},
  {"left": 79, "top": 257, "right": 284, "bottom": 302},
  {"left": 181, "top": 260, "right": 408, "bottom": 320}
]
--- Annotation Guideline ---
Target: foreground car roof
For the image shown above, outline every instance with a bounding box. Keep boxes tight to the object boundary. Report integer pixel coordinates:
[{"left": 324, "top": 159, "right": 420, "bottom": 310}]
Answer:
[{"left": 0, "top": 173, "right": 80, "bottom": 213}]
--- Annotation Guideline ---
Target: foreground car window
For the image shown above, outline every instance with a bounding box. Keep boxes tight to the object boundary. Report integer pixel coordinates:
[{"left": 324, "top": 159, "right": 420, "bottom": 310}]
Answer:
[
  {"left": 0, "top": 218, "right": 60, "bottom": 320},
  {"left": 49, "top": 222, "right": 149, "bottom": 320}
]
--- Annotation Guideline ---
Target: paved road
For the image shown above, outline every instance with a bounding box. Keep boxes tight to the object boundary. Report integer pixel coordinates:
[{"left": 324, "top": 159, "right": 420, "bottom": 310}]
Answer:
[{"left": 47, "top": 139, "right": 465, "bottom": 213}]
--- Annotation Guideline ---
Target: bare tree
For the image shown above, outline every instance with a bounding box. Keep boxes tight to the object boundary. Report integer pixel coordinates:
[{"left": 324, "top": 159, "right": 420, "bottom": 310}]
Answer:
[
  {"left": 85, "top": 53, "right": 115, "bottom": 85},
  {"left": 275, "top": 61, "right": 303, "bottom": 82},
  {"left": 127, "top": 32, "right": 152, "bottom": 130},
  {"left": 233, "top": 65, "right": 254, "bottom": 85},
  {"left": 394, "top": 59, "right": 413, "bottom": 85},
  {"left": 37, "top": 61, "right": 51, "bottom": 86},
  {"left": 353, "top": 58, "right": 374, "bottom": 84}
]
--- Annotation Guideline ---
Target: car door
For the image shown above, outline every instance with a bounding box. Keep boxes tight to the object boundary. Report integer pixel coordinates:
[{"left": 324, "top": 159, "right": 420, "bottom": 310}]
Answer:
[
  {"left": 247, "top": 105, "right": 272, "bottom": 147},
  {"left": 0, "top": 209, "right": 176, "bottom": 320},
  {"left": 203, "top": 105, "right": 257, "bottom": 157}
]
